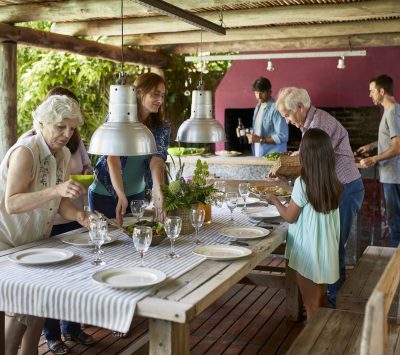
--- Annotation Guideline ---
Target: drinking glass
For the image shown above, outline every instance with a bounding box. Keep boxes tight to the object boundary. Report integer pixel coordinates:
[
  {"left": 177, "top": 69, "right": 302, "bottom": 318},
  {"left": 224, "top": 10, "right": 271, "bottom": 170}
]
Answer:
[
  {"left": 213, "top": 181, "right": 226, "bottom": 208},
  {"left": 226, "top": 192, "right": 238, "bottom": 222},
  {"left": 130, "top": 200, "right": 146, "bottom": 222},
  {"left": 88, "top": 215, "right": 107, "bottom": 266},
  {"left": 214, "top": 180, "right": 226, "bottom": 193},
  {"left": 190, "top": 207, "right": 205, "bottom": 245},
  {"left": 238, "top": 182, "right": 251, "bottom": 211},
  {"left": 132, "top": 225, "right": 152, "bottom": 267},
  {"left": 164, "top": 216, "right": 182, "bottom": 258}
]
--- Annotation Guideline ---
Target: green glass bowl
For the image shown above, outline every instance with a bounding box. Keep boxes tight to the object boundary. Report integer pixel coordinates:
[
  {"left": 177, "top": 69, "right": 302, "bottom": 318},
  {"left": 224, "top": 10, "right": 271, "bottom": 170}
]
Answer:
[{"left": 70, "top": 174, "right": 95, "bottom": 188}]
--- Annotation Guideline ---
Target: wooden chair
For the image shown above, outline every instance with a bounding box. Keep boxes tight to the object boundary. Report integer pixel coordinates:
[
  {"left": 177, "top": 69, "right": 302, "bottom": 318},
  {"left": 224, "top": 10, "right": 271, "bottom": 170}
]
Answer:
[{"left": 286, "top": 245, "right": 400, "bottom": 355}]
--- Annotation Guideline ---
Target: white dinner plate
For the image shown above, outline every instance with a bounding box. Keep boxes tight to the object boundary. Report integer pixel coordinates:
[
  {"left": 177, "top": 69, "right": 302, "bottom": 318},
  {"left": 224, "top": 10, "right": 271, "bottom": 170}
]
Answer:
[
  {"left": 61, "top": 233, "right": 117, "bottom": 247},
  {"left": 92, "top": 267, "right": 166, "bottom": 289},
  {"left": 243, "top": 206, "right": 280, "bottom": 219},
  {"left": 193, "top": 245, "right": 252, "bottom": 260},
  {"left": 236, "top": 197, "right": 260, "bottom": 206},
  {"left": 215, "top": 151, "right": 242, "bottom": 157},
  {"left": 219, "top": 226, "right": 270, "bottom": 240},
  {"left": 8, "top": 248, "right": 74, "bottom": 265}
]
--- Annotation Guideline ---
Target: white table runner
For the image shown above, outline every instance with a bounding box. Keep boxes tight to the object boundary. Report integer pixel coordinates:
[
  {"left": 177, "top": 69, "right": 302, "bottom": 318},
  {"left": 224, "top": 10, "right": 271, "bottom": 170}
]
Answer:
[{"left": 0, "top": 207, "right": 261, "bottom": 332}]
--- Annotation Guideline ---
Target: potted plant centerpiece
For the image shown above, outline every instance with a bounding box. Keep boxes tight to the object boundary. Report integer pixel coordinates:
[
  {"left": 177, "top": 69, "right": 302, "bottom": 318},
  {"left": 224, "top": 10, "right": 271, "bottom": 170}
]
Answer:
[{"left": 161, "top": 158, "right": 215, "bottom": 234}]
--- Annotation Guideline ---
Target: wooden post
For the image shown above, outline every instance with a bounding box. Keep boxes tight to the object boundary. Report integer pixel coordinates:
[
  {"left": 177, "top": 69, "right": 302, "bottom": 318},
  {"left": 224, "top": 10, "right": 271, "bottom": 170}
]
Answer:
[
  {"left": 0, "top": 40, "right": 17, "bottom": 161},
  {"left": 285, "top": 264, "right": 302, "bottom": 321}
]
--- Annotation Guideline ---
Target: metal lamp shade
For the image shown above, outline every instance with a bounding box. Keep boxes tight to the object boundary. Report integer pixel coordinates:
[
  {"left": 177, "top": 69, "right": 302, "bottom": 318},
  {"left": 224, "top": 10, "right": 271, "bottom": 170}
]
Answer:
[
  {"left": 176, "top": 90, "right": 226, "bottom": 143},
  {"left": 88, "top": 85, "right": 157, "bottom": 156}
]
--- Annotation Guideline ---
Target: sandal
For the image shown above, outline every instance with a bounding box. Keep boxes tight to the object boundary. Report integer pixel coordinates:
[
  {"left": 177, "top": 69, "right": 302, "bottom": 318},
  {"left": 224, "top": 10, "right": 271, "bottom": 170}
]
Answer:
[
  {"left": 63, "top": 330, "right": 95, "bottom": 345},
  {"left": 47, "top": 340, "right": 69, "bottom": 355}
]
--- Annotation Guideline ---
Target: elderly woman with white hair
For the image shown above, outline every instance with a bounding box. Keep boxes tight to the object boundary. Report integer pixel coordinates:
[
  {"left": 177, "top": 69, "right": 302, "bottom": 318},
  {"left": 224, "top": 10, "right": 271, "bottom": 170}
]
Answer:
[
  {"left": 275, "top": 87, "right": 365, "bottom": 308},
  {"left": 0, "top": 94, "right": 90, "bottom": 354}
]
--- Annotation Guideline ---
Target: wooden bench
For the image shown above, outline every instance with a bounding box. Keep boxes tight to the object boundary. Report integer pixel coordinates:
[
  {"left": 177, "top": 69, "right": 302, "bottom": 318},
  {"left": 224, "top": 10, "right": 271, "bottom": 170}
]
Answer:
[
  {"left": 337, "top": 246, "right": 397, "bottom": 314},
  {"left": 286, "top": 245, "right": 400, "bottom": 355}
]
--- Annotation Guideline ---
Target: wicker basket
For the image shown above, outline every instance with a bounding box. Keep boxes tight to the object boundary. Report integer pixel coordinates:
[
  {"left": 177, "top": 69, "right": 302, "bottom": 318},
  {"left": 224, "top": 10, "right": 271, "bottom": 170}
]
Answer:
[
  {"left": 168, "top": 208, "right": 195, "bottom": 235},
  {"left": 270, "top": 155, "right": 301, "bottom": 177}
]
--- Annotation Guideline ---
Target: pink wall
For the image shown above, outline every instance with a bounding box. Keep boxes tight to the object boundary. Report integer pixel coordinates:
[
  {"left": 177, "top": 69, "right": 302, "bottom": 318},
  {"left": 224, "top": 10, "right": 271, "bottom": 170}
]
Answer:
[{"left": 215, "top": 46, "right": 400, "bottom": 150}]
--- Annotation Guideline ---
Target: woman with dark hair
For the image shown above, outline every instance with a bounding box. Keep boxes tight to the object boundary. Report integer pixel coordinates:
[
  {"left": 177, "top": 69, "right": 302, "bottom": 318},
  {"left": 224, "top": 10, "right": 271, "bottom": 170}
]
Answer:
[
  {"left": 89, "top": 72, "right": 170, "bottom": 224},
  {"left": 265, "top": 128, "right": 343, "bottom": 321}
]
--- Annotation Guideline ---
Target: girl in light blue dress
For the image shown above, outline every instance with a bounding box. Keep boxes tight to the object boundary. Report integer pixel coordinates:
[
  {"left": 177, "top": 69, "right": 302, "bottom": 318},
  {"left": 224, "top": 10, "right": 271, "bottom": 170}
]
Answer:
[{"left": 265, "top": 128, "right": 342, "bottom": 320}]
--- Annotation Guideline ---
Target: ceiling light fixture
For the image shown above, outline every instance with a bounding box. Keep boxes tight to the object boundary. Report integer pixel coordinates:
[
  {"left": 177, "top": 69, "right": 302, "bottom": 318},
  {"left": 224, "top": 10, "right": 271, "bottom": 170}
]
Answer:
[
  {"left": 132, "top": 0, "right": 226, "bottom": 35},
  {"left": 88, "top": 0, "right": 157, "bottom": 156},
  {"left": 337, "top": 56, "right": 346, "bottom": 69},
  {"left": 266, "top": 60, "right": 274, "bottom": 72},
  {"left": 176, "top": 31, "right": 226, "bottom": 143},
  {"left": 185, "top": 50, "right": 367, "bottom": 62}
]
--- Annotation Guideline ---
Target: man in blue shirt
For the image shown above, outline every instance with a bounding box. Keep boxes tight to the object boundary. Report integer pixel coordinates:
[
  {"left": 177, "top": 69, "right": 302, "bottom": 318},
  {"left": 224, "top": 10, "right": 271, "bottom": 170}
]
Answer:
[{"left": 246, "top": 77, "right": 288, "bottom": 156}]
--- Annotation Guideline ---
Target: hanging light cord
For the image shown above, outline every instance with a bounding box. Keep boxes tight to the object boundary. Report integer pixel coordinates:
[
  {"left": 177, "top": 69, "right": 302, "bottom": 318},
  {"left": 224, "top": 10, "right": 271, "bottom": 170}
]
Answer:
[
  {"left": 117, "top": 0, "right": 126, "bottom": 84},
  {"left": 198, "top": 30, "right": 204, "bottom": 90}
]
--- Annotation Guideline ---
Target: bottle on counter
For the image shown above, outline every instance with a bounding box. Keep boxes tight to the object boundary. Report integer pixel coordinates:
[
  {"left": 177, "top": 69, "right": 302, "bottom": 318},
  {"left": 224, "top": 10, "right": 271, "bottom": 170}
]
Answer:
[{"left": 236, "top": 118, "right": 247, "bottom": 144}]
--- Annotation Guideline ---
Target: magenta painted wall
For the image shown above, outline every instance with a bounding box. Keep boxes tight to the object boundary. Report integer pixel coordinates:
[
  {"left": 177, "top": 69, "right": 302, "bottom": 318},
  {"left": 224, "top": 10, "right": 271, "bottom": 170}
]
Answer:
[{"left": 215, "top": 46, "right": 400, "bottom": 150}]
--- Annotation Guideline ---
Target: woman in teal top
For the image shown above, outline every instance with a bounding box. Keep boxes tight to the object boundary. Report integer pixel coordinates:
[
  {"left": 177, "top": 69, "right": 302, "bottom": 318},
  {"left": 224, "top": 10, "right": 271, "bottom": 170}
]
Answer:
[
  {"left": 89, "top": 73, "right": 170, "bottom": 224},
  {"left": 265, "top": 128, "right": 342, "bottom": 321}
]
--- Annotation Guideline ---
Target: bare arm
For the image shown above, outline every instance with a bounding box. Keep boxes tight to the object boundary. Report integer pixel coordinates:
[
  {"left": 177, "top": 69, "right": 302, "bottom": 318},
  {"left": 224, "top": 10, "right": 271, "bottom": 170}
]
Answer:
[
  {"left": 5, "top": 147, "right": 83, "bottom": 214},
  {"left": 360, "top": 137, "right": 400, "bottom": 167},
  {"left": 58, "top": 198, "right": 89, "bottom": 227},
  {"left": 357, "top": 141, "right": 378, "bottom": 155},
  {"left": 150, "top": 156, "right": 166, "bottom": 221},
  {"left": 107, "top": 156, "right": 127, "bottom": 225},
  {"left": 265, "top": 194, "right": 302, "bottom": 223}
]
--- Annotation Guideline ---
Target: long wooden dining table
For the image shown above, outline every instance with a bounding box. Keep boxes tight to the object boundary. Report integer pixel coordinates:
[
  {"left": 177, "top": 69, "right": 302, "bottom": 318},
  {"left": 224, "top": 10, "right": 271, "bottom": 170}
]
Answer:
[{"left": 0, "top": 207, "right": 298, "bottom": 354}]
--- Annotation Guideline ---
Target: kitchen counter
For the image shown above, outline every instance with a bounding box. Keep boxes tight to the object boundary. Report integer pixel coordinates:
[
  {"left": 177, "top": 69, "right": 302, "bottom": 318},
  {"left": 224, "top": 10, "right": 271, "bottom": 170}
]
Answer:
[{"left": 166, "top": 155, "right": 275, "bottom": 180}]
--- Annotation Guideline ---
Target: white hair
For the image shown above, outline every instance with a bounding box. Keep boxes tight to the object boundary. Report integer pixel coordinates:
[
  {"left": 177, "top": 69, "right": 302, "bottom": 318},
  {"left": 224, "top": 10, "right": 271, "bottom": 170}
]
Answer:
[
  {"left": 276, "top": 87, "right": 311, "bottom": 112},
  {"left": 32, "top": 95, "right": 83, "bottom": 130}
]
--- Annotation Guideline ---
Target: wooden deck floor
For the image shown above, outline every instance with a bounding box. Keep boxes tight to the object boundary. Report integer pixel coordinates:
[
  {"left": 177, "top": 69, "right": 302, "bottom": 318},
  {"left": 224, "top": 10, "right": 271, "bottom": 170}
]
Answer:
[{"left": 38, "top": 256, "right": 304, "bottom": 355}]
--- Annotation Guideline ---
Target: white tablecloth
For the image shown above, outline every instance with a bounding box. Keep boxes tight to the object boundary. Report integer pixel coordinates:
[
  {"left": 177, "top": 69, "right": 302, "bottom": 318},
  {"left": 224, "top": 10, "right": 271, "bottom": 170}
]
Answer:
[{"left": 0, "top": 207, "right": 258, "bottom": 332}]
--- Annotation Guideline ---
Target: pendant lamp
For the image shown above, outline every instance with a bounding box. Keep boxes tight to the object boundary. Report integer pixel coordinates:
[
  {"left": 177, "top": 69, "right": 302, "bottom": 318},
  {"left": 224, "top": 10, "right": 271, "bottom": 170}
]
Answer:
[
  {"left": 176, "top": 31, "right": 226, "bottom": 144},
  {"left": 88, "top": 0, "right": 157, "bottom": 156}
]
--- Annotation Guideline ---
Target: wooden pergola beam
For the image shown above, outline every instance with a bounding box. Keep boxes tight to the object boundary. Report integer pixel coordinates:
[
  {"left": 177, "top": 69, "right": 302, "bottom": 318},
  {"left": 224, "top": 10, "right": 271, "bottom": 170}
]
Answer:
[
  {"left": 165, "top": 32, "right": 400, "bottom": 54},
  {"left": 0, "top": 0, "right": 265, "bottom": 23},
  {"left": 0, "top": 23, "right": 170, "bottom": 68},
  {"left": 104, "top": 19, "right": 400, "bottom": 47},
  {"left": 51, "top": 0, "right": 400, "bottom": 37}
]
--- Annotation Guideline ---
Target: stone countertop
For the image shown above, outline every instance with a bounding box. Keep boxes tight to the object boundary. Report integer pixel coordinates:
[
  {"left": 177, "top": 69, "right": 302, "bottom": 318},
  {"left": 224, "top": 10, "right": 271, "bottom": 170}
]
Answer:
[{"left": 166, "top": 155, "right": 276, "bottom": 166}]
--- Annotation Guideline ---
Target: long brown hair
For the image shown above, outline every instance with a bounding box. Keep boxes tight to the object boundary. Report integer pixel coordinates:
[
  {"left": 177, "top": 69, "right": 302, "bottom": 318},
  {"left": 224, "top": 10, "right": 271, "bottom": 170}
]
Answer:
[
  {"left": 299, "top": 128, "right": 342, "bottom": 213},
  {"left": 134, "top": 72, "right": 167, "bottom": 131}
]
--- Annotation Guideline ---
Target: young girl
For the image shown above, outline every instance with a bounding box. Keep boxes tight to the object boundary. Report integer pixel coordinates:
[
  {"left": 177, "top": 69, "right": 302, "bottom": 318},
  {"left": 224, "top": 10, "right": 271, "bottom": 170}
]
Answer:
[{"left": 265, "top": 128, "right": 342, "bottom": 320}]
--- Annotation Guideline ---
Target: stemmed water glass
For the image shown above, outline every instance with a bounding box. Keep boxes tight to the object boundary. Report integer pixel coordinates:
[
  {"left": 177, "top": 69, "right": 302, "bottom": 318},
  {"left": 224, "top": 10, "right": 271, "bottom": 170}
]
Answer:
[
  {"left": 130, "top": 200, "right": 146, "bottom": 222},
  {"left": 88, "top": 215, "right": 107, "bottom": 266},
  {"left": 164, "top": 216, "right": 182, "bottom": 258},
  {"left": 132, "top": 225, "right": 152, "bottom": 267},
  {"left": 226, "top": 192, "right": 238, "bottom": 222},
  {"left": 238, "top": 182, "right": 250, "bottom": 211},
  {"left": 190, "top": 207, "right": 205, "bottom": 245}
]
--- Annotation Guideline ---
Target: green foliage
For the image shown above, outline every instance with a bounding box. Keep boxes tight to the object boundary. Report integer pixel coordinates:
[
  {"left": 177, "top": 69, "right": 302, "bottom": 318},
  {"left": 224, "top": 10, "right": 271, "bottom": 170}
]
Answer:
[{"left": 161, "top": 157, "right": 215, "bottom": 212}]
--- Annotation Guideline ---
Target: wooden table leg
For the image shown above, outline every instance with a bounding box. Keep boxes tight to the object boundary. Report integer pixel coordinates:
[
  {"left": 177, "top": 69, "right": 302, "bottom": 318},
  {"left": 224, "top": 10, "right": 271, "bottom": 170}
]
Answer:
[
  {"left": 0, "top": 311, "right": 4, "bottom": 355},
  {"left": 285, "top": 264, "right": 302, "bottom": 321},
  {"left": 149, "top": 319, "right": 190, "bottom": 355}
]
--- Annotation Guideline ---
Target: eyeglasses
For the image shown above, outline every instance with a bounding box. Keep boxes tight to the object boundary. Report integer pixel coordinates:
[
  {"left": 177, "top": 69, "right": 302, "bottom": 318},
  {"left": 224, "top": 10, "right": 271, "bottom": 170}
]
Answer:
[{"left": 149, "top": 91, "right": 165, "bottom": 101}]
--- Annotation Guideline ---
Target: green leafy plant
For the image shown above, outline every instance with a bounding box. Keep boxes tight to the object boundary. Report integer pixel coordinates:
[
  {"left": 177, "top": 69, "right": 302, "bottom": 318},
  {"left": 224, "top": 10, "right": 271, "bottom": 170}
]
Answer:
[{"left": 161, "top": 157, "right": 215, "bottom": 212}]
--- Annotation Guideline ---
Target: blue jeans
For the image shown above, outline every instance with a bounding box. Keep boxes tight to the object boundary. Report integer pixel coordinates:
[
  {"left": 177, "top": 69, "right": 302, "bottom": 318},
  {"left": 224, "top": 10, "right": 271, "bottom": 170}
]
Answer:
[
  {"left": 328, "top": 177, "right": 365, "bottom": 307},
  {"left": 88, "top": 190, "right": 145, "bottom": 219},
  {"left": 382, "top": 183, "right": 400, "bottom": 247},
  {"left": 43, "top": 318, "right": 81, "bottom": 341}
]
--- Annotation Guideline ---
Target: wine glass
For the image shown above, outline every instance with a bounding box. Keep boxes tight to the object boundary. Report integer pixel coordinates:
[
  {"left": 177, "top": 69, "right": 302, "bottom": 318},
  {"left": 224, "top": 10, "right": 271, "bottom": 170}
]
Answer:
[
  {"left": 214, "top": 180, "right": 226, "bottom": 193},
  {"left": 238, "top": 183, "right": 251, "bottom": 211},
  {"left": 190, "top": 207, "right": 205, "bottom": 245},
  {"left": 88, "top": 215, "right": 107, "bottom": 266},
  {"left": 132, "top": 226, "right": 152, "bottom": 267},
  {"left": 164, "top": 216, "right": 182, "bottom": 258},
  {"left": 226, "top": 192, "right": 238, "bottom": 222},
  {"left": 213, "top": 181, "right": 226, "bottom": 208},
  {"left": 130, "top": 200, "right": 146, "bottom": 223}
]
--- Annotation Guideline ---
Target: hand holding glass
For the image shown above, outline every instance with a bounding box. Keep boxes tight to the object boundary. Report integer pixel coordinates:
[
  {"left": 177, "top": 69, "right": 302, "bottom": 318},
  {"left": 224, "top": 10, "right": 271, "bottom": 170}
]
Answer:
[
  {"left": 238, "top": 183, "right": 250, "bottom": 211},
  {"left": 190, "top": 208, "right": 205, "bottom": 244},
  {"left": 130, "top": 200, "right": 146, "bottom": 222},
  {"left": 88, "top": 215, "right": 107, "bottom": 266},
  {"left": 164, "top": 216, "right": 182, "bottom": 258},
  {"left": 132, "top": 226, "right": 152, "bottom": 267},
  {"left": 226, "top": 192, "right": 238, "bottom": 222}
]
